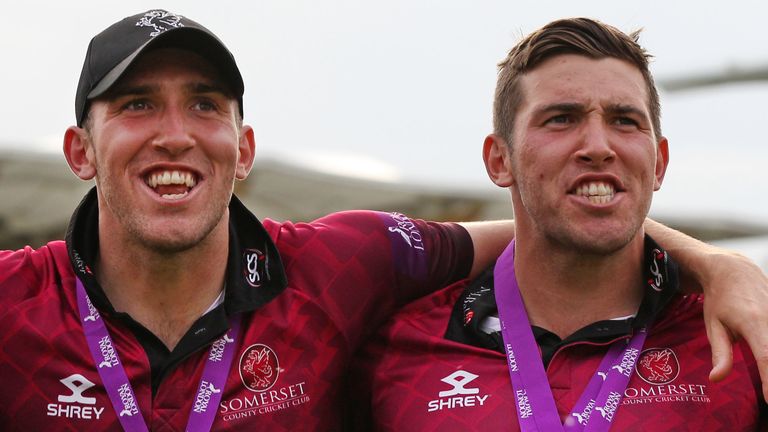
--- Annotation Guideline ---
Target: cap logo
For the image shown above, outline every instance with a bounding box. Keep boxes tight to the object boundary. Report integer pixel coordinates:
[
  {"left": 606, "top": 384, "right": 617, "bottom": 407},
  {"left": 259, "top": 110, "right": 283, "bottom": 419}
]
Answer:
[{"left": 136, "top": 10, "right": 185, "bottom": 37}]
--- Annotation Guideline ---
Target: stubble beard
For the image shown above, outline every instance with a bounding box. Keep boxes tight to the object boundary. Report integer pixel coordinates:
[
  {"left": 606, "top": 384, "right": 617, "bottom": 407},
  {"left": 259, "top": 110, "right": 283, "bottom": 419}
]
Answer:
[
  {"left": 516, "top": 179, "right": 648, "bottom": 258},
  {"left": 96, "top": 170, "right": 231, "bottom": 255}
]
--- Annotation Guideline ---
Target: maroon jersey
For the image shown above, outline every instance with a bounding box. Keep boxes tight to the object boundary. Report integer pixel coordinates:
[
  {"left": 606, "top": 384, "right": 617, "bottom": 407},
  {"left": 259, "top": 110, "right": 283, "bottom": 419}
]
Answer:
[
  {"left": 0, "top": 188, "right": 472, "bottom": 431},
  {"left": 351, "top": 239, "right": 765, "bottom": 431}
]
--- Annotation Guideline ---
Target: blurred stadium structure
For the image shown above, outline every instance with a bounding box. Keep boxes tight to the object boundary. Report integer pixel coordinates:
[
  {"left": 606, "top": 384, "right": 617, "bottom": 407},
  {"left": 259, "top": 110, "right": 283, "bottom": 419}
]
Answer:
[{"left": 2, "top": 148, "right": 767, "bottom": 271}]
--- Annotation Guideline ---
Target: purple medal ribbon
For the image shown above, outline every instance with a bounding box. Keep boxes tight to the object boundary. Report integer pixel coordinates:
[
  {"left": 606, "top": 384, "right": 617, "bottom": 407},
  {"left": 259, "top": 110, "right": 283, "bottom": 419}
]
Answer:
[
  {"left": 76, "top": 278, "right": 241, "bottom": 432},
  {"left": 494, "top": 241, "right": 648, "bottom": 432}
]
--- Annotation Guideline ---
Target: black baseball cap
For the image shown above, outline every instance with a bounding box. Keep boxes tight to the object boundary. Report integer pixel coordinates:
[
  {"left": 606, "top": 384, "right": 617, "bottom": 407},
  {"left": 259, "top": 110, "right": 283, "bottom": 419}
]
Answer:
[{"left": 75, "top": 9, "right": 244, "bottom": 127}]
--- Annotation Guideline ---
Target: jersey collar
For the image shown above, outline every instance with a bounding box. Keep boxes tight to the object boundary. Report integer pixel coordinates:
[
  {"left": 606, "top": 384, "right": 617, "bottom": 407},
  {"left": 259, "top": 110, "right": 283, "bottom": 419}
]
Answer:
[
  {"left": 64, "top": 186, "right": 288, "bottom": 317},
  {"left": 445, "top": 235, "right": 680, "bottom": 363}
]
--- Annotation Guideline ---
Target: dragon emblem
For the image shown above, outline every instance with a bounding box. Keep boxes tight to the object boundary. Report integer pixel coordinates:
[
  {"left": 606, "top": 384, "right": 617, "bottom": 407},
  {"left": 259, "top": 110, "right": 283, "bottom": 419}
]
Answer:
[
  {"left": 239, "top": 344, "right": 280, "bottom": 392},
  {"left": 636, "top": 347, "right": 679, "bottom": 385},
  {"left": 135, "top": 10, "right": 185, "bottom": 37}
]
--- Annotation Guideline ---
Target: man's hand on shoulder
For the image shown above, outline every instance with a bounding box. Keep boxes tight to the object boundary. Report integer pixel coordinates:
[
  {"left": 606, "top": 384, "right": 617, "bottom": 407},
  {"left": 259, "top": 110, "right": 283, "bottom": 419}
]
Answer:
[
  {"left": 646, "top": 217, "right": 768, "bottom": 400},
  {"left": 698, "top": 249, "right": 768, "bottom": 393}
]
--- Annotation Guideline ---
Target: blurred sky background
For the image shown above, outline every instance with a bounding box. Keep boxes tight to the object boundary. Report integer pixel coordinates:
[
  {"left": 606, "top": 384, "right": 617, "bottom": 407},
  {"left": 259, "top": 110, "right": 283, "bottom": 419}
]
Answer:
[{"left": 1, "top": 0, "right": 767, "bottom": 225}]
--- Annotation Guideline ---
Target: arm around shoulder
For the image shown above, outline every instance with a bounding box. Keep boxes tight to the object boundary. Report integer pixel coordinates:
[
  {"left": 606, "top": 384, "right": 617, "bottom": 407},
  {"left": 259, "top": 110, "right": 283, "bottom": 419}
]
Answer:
[
  {"left": 644, "top": 218, "right": 768, "bottom": 400},
  {"left": 458, "top": 220, "right": 515, "bottom": 278}
]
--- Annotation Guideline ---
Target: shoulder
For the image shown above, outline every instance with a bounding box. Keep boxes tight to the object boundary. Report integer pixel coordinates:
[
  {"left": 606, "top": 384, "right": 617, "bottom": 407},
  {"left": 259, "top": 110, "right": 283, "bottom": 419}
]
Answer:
[
  {"left": 0, "top": 240, "right": 71, "bottom": 303},
  {"left": 652, "top": 294, "right": 703, "bottom": 333},
  {"left": 262, "top": 210, "right": 389, "bottom": 238},
  {"left": 263, "top": 210, "right": 459, "bottom": 255},
  {"left": 0, "top": 241, "right": 68, "bottom": 278},
  {"left": 378, "top": 280, "right": 469, "bottom": 337}
]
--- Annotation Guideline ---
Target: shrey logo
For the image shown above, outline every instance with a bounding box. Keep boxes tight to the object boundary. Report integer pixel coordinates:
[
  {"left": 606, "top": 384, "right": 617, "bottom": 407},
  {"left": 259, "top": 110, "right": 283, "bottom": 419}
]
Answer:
[
  {"left": 635, "top": 347, "right": 680, "bottom": 385},
  {"left": 438, "top": 370, "right": 480, "bottom": 397},
  {"left": 58, "top": 374, "right": 97, "bottom": 405},
  {"left": 239, "top": 344, "right": 280, "bottom": 392},
  {"left": 47, "top": 374, "right": 105, "bottom": 420},
  {"left": 243, "top": 249, "right": 266, "bottom": 288},
  {"left": 427, "top": 370, "right": 489, "bottom": 412},
  {"left": 135, "top": 10, "right": 185, "bottom": 37}
]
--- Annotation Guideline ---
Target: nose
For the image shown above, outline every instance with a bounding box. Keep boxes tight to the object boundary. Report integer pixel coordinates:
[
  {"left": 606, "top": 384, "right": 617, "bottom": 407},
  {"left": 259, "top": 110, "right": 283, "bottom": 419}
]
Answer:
[
  {"left": 574, "top": 118, "right": 615, "bottom": 166},
  {"left": 150, "top": 106, "right": 195, "bottom": 156}
]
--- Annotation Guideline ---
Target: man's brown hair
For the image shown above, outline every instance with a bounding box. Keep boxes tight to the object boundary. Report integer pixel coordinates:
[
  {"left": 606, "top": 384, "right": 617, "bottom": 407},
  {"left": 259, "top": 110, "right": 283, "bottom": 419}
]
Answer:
[{"left": 493, "top": 17, "right": 661, "bottom": 144}]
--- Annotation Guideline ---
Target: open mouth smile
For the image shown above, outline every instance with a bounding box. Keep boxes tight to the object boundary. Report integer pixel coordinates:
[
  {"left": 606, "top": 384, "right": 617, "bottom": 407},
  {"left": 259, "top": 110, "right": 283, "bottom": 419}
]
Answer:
[
  {"left": 144, "top": 170, "right": 198, "bottom": 200},
  {"left": 572, "top": 181, "right": 618, "bottom": 204}
]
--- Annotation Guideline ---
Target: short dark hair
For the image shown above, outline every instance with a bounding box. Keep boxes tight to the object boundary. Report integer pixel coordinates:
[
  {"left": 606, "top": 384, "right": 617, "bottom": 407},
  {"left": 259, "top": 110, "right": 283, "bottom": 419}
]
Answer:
[{"left": 493, "top": 18, "right": 661, "bottom": 143}]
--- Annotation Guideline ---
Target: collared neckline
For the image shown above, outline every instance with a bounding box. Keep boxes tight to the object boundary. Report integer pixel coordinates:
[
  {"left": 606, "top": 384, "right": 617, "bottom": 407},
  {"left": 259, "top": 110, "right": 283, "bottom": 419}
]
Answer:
[
  {"left": 445, "top": 235, "right": 680, "bottom": 366},
  {"left": 65, "top": 187, "right": 287, "bottom": 317}
]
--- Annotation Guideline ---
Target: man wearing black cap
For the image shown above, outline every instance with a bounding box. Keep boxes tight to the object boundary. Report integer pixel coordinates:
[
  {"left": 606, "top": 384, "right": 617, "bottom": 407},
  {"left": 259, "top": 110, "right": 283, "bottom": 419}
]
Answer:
[{"left": 0, "top": 9, "right": 766, "bottom": 431}]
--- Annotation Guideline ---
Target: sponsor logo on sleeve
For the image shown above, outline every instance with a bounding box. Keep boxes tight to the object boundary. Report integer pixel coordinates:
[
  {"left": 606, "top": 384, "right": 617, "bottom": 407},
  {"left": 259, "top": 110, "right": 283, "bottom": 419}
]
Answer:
[
  {"left": 386, "top": 213, "right": 425, "bottom": 251},
  {"left": 427, "top": 370, "right": 490, "bottom": 413},
  {"left": 379, "top": 212, "right": 429, "bottom": 278},
  {"left": 220, "top": 344, "right": 311, "bottom": 423},
  {"left": 46, "top": 374, "right": 105, "bottom": 420}
]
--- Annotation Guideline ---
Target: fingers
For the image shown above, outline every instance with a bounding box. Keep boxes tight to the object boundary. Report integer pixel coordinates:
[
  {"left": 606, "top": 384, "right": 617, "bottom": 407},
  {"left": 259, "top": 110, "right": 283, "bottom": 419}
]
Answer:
[{"left": 706, "top": 318, "right": 733, "bottom": 383}]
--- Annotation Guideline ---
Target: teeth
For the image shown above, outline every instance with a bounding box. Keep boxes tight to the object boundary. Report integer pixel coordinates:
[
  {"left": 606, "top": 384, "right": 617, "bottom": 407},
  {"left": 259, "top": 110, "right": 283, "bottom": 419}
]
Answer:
[
  {"left": 161, "top": 192, "right": 189, "bottom": 200},
  {"left": 575, "top": 181, "right": 615, "bottom": 204},
  {"left": 145, "top": 170, "right": 197, "bottom": 188}
]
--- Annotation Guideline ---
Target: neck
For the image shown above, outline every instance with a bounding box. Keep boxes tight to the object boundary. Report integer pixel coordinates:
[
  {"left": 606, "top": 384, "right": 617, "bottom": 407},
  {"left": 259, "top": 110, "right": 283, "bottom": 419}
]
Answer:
[
  {"left": 512, "top": 234, "right": 646, "bottom": 340},
  {"left": 95, "top": 216, "right": 230, "bottom": 350}
]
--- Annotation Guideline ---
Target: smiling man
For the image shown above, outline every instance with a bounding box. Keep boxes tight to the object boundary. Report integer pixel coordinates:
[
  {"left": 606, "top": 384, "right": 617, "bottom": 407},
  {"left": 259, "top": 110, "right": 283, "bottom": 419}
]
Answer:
[
  {"left": 352, "top": 18, "right": 766, "bottom": 431},
  {"left": 0, "top": 10, "right": 767, "bottom": 432}
]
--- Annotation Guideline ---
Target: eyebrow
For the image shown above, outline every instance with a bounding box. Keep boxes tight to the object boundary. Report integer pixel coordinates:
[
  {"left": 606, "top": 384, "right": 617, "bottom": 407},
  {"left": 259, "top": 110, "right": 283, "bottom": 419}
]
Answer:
[
  {"left": 534, "top": 102, "right": 646, "bottom": 117},
  {"left": 603, "top": 103, "right": 647, "bottom": 118},
  {"left": 535, "top": 103, "right": 585, "bottom": 115}
]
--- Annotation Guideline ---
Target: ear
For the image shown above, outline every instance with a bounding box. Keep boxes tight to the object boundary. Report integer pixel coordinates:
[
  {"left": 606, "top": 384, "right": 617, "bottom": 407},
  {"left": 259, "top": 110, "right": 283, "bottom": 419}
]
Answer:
[
  {"left": 483, "top": 134, "right": 515, "bottom": 187},
  {"left": 63, "top": 126, "right": 97, "bottom": 180},
  {"left": 653, "top": 137, "right": 669, "bottom": 191},
  {"left": 235, "top": 125, "right": 256, "bottom": 180}
]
